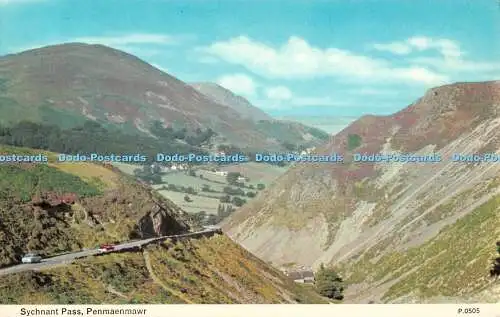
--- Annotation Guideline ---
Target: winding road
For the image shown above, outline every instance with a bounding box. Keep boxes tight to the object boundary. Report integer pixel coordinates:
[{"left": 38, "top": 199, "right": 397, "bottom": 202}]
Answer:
[{"left": 0, "top": 226, "right": 221, "bottom": 277}]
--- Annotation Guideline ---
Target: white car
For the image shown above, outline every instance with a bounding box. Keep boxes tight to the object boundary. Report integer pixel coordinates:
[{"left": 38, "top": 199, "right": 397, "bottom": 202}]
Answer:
[{"left": 21, "top": 253, "right": 42, "bottom": 264}]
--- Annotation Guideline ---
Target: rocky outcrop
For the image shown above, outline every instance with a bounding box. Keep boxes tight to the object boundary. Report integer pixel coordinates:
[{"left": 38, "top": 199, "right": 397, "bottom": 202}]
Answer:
[{"left": 135, "top": 202, "right": 190, "bottom": 238}]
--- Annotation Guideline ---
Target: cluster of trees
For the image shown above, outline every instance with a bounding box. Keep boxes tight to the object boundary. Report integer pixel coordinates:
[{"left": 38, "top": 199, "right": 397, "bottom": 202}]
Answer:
[
  {"left": 216, "top": 144, "right": 241, "bottom": 153},
  {"left": 226, "top": 172, "right": 244, "bottom": 186},
  {"left": 219, "top": 194, "right": 248, "bottom": 207},
  {"left": 281, "top": 141, "right": 307, "bottom": 152},
  {"left": 217, "top": 203, "right": 235, "bottom": 218},
  {"left": 0, "top": 120, "right": 207, "bottom": 163},
  {"left": 133, "top": 165, "right": 162, "bottom": 184},
  {"left": 222, "top": 186, "right": 245, "bottom": 196},
  {"left": 216, "top": 144, "right": 289, "bottom": 167},
  {"left": 314, "top": 264, "right": 345, "bottom": 300},
  {"left": 149, "top": 120, "right": 216, "bottom": 147},
  {"left": 201, "top": 184, "right": 217, "bottom": 193},
  {"left": 160, "top": 183, "right": 197, "bottom": 195},
  {"left": 189, "top": 203, "right": 236, "bottom": 226}
]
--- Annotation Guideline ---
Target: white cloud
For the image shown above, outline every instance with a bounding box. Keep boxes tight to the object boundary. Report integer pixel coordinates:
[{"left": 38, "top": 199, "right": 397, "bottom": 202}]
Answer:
[
  {"left": 372, "top": 36, "right": 463, "bottom": 60},
  {"left": 200, "top": 36, "right": 448, "bottom": 85},
  {"left": 411, "top": 56, "right": 500, "bottom": 75},
  {"left": 217, "top": 73, "right": 257, "bottom": 96},
  {"left": 265, "top": 86, "right": 293, "bottom": 100},
  {"left": 373, "top": 37, "right": 500, "bottom": 78},
  {"left": 372, "top": 43, "right": 412, "bottom": 55}
]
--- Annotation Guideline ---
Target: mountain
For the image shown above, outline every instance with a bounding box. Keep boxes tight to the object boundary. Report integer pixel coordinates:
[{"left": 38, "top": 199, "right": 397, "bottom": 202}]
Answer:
[
  {"left": 0, "top": 145, "right": 326, "bottom": 304},
  {"left": 190, "top": 82, "right": 273, "bottom": 122},
  {"left": 223, "top": 80, "right": 500, "bottom": 303},
  {"left": 0, "top": 43, "right": 327, "bottom": 152},
  {"left": 191, "top": 82, "right": 330, "bottom": 148}
]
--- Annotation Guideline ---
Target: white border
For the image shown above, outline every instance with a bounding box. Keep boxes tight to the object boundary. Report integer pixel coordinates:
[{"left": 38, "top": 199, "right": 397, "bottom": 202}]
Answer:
[{"left": 2, "top": 304, "right": 499, "bottom": 317}]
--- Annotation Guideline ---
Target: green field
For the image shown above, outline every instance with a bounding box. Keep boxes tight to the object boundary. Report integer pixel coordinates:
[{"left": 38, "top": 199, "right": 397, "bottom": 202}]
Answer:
[
  {"left": 217, "top": 163, "right": 288, "bottom": 185},
  {"left": 161, "top": 172, "right": 227, "bottom": 192},
  {"left": 154, "top": 190, "right": 220, "bottom": 214},
  {"left": 113, "top": 162, "right": 288, "bottom": 215}
]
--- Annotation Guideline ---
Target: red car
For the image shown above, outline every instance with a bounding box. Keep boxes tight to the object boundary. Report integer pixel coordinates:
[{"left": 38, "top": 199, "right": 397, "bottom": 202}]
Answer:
[{"left": 98, "top": 244, "right": 115, "bottom": 252}]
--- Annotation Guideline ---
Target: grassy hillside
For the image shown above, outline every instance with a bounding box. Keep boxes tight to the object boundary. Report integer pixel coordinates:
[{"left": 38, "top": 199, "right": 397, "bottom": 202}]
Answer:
[
  {"left": 0, "top": 235, "right": 327, "bottom": 304},
  {"left": 0, "top": 145, "right": 192, "bottom": 268},
  {"left": 338, "top": 191, "right": 500, "bottom": 303},
  {"left": 255, "top": 120, "right": 330, "bottom": 148}
]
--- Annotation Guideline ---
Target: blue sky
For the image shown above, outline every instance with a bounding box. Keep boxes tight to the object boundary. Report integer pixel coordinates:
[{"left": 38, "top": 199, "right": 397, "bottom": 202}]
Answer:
[{"left": 1, "top": 0, "right": 499, "bottom": 133}]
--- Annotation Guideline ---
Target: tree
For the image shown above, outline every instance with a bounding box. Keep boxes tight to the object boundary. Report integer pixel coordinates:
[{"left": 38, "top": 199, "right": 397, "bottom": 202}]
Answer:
[
  {"left": 217, "top": 204, "right": 225, "bottom": 217},
  {"left": 219, "top": 195, "right": 230, "bottom": 203},
  {"left": 246, "top": 191, "right": 256, "bottom": 198},
  {"left": 188, "top": 169, "right": 196, "bottom": 177},
  {"left": 347, "top": 134, "right": 362, "bottom": 150},
  {"left": 276, "top": 161, "right": 286, "bottom": 167},
  {"left": 206, "top": 214, "right": 220, "bottom": 225},
  {"left": 257, "top": 183, "right": 265, "bottom": 190},
  {"left": 282, "top": 142, "right": 296, "bottom": 151},
  {"left": 225, "top": 205, "right": 234, "bottom": 214},
  {"left": 223, "top": 186, "right": 244, "bottom": 196},
  {"left": 202, "top": 184, "right": 211, "bottom": 192},
  {"left": 192, "top": 210, "right": 206, "bottom": 223},
  {"left": 232, "top": 196, "right": 246, "bottom": 207},
  {"left": 184, "top": 195, "right": 192, "bottom": 202},
  {"left": 314, "top": 264, "right": 345, "bottom": 300},
  {"left": 226, "top": 172, "right": 241, "bottom": 185}
]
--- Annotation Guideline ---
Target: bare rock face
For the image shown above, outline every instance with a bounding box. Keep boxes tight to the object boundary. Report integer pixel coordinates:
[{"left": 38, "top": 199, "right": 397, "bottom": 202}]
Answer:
[{"left": 136, "top": 202, "right": 190, "bottom": 238}]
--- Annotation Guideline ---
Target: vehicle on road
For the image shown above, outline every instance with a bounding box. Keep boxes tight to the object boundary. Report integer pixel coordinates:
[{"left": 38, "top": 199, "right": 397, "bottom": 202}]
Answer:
[
  {"left": 21, "top": 253, "right": 42, "bottom": 264},
  {"left": 98, "top": 244, "right": 115, "bottom": 252}
]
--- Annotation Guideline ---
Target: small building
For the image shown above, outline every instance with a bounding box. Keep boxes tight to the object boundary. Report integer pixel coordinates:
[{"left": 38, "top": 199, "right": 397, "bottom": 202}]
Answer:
[
  {"left": 285, "top": 270, "right": 315, "bottom": 284},
  {"left": 237, "top": 176, "right": 246, "bottom": 182}
]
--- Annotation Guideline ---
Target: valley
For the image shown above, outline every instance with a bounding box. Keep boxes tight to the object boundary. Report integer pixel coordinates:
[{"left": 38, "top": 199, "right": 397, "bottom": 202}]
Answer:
[
  {"left": 0, "top": 36, "right": 498, "bottom": 306},
  {"left": 114, "top": 161, "right": 288, "bottom": 218}
]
